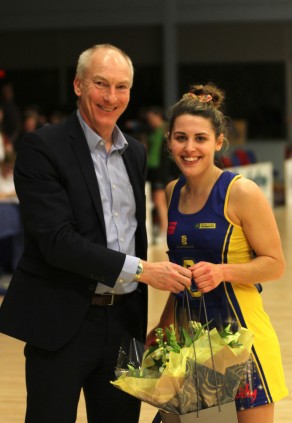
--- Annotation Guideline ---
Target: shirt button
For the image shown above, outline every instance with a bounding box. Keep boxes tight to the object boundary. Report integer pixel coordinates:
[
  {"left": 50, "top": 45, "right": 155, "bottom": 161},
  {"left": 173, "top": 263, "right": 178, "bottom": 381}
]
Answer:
[
  {"left": 112, "top": 184, "right": 116, "bottom": 189},
  {"left": 114, "top": 212, "right": 119, "bottom": 217},
  {"left": 120, "top": 238, "right": 124, "bottom": 242},
  {"left": 100, "top": 141, "right": 104, "bottom": 146},
  {"left": 118, "top": 278, "right": 124, "bottom": 283}
]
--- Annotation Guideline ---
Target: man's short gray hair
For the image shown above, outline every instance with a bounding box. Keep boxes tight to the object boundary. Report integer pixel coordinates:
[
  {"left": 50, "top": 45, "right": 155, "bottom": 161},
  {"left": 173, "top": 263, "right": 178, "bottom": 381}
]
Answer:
[{"left": 75, "top": 44, "right": 134, "bottom": 84}]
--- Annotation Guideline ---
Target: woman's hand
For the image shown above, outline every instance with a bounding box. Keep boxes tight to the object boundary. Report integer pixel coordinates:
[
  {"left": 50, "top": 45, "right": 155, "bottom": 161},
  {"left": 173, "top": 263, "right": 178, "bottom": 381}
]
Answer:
[{"left": 190, "top": 261, "right": 224, "bottom": 293}]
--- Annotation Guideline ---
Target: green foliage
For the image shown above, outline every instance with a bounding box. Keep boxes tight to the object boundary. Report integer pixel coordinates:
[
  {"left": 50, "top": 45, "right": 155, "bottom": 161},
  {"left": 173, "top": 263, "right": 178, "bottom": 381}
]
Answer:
[{"left": 142, "top": 322, "right": 242, "bottom": 374}]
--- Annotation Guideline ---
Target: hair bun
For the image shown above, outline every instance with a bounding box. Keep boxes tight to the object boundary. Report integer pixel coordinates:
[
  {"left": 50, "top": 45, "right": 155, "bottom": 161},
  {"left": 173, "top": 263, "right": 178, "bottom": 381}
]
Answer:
[{"left": 189, "top": 83, "right": 225, "bottom": 109}]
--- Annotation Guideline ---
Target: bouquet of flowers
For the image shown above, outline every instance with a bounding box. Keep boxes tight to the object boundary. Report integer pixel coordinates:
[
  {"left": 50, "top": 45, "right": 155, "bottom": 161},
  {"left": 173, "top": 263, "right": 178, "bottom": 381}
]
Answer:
[{"left": 111, "top": 320, "right": 253, "bottom": 419}]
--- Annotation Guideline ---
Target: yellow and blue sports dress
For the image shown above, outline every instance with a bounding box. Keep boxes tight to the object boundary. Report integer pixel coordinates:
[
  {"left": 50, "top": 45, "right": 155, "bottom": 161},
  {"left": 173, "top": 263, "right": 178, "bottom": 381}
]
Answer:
[{"left": 167, "top": 170, "right": 288, "bottom": 410}]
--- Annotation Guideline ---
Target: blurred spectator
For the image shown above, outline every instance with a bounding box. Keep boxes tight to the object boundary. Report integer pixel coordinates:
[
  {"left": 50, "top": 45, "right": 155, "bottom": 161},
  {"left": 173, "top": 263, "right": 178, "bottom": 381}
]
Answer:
[
  {"left": 0, "top": 82, "right": 21, "bottom": 146},
  {"left": 0, "top": 106, "right": 14, "bottom": 163},
  {"left": 49, "top": 109, "right": 67, "bottom": 124},
  {"left": 14, "top": 109, "right": 40, "bottom": 151},
  {"left": 122, "top": 107, "right": 149, "bottom": 148},
  {"left": 0, "top": 107, "right": 5, "bottom": 162},
  {"left": 0, "top": 154, "right": 16, "bottom": 200},
  {"left": 0, "top": 154, "right": 23, "bottom": 276},
  {"left": 144, "top": 106, "right": 171, "bottom": 242}
]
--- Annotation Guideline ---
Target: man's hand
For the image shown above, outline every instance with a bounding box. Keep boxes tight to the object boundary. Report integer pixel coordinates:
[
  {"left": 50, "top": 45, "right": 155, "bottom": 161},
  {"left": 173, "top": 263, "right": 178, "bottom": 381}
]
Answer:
[{"left": 139, "top": 260, "right": 192, "bottom": 293}]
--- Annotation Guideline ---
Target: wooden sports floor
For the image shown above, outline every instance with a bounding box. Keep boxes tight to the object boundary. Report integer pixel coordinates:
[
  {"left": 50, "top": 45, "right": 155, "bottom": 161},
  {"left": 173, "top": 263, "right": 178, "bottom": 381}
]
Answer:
[{"left": 0, "top": 206, "right": 291, "bottom": 422}]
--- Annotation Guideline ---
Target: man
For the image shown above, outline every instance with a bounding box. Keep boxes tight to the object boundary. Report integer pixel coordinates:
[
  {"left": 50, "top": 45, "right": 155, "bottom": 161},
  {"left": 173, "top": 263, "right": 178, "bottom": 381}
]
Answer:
[{"left": 0, "top": 44, "right": 191, "bottom": 423}]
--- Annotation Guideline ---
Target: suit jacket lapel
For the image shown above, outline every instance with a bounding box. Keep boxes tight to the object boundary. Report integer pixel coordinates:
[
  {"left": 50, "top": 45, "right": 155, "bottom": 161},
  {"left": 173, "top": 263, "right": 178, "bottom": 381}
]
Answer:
[{"left": 67, "top": 113, "right": 107, "bottom": 240}]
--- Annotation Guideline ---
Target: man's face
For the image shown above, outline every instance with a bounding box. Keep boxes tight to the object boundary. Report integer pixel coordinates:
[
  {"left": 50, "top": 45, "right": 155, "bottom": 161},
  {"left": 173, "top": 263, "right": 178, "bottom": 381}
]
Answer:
[{"left": 73, "top": 48, "right": 132, "bottom": 138}]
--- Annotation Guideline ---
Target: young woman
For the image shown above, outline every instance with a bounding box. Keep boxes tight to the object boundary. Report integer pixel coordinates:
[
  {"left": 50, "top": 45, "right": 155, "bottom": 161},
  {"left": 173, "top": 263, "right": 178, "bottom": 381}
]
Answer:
[{"left": 148, "top": 84, "right": 288, "bottom": 423}]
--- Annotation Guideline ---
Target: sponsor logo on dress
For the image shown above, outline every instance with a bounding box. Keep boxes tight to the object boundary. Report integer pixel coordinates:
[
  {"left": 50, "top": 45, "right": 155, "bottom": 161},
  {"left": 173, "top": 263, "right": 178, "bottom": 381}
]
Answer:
[
  {"left": 168, "top": 221, "right": 177, "bottom": 235},
  {"left": 195, "top": 223, "right": 216, "bottom": 229}
]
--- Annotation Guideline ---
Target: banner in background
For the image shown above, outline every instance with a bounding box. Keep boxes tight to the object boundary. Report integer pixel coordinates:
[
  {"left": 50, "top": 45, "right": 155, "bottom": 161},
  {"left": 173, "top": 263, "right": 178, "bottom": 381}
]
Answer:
[{"left": 228, "top": 162, "right": 274, "bottom": 207}]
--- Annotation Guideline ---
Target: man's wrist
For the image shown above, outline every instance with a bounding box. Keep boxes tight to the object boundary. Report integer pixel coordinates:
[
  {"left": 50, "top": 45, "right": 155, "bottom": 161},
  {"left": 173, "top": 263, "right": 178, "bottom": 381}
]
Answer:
[{"left": 134, "top": 259, "right": 144, "bottom": 282}]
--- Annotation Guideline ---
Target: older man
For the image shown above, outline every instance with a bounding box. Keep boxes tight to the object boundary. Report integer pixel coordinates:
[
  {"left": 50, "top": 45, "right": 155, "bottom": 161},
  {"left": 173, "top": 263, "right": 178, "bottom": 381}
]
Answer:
[{"left": 0, "top": 44, "right": 191, "bottom": 423}]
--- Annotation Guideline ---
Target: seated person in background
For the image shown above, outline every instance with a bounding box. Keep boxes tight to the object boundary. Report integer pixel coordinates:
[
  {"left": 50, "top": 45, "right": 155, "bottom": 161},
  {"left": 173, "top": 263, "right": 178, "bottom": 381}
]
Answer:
[
  {"left": 14, "top": 109, "right": 41, "bottom": 152},
  {"left": 0, "top": 155, "right": 17, "bottom": 200},
  {"left": 0, "top": 155, "right": 23, "bottom": 274},
  {"left": 0, "top": 106, "right": 14, "bottom": 164}
]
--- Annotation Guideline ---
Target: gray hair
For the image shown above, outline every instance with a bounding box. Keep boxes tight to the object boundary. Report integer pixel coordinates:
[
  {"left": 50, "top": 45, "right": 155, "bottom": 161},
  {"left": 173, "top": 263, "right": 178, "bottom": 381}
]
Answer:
[{"left": 75, "top": 44, "right": 134, "bottom": 84}]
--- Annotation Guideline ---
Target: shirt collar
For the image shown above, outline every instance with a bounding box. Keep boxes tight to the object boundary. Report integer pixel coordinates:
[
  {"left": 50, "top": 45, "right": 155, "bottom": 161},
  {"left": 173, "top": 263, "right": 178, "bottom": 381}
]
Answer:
[{"left": 77, "top": 110, "right": 128, "bottom": 154}]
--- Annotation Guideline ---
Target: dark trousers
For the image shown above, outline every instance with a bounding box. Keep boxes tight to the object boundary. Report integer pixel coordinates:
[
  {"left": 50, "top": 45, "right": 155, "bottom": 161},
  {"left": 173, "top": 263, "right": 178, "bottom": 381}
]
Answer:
[{"left": 24, "top": 290, "right": 145, "bottom": 423}]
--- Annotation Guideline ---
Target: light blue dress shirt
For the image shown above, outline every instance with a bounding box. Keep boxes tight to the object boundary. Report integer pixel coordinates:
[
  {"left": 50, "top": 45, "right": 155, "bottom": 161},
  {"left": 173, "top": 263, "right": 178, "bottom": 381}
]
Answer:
[{"left": 77, "top": 111, "right": 139, "bottom": 294}]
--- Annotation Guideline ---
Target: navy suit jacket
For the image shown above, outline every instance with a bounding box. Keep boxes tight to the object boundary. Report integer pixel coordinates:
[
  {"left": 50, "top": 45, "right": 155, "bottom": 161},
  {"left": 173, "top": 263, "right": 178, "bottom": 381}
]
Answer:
[{"left": 0, "top": 112, "right": 148, "bottom": 350}]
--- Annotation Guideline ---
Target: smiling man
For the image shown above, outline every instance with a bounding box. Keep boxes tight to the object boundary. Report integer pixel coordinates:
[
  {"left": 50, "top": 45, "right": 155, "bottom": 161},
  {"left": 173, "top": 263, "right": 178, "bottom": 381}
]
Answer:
[
  {"left": 73, "top": 46, "right": 133, "bottom": 146},
  {"left": 0, "top": 44, "right": 191, "bottom": 423}
]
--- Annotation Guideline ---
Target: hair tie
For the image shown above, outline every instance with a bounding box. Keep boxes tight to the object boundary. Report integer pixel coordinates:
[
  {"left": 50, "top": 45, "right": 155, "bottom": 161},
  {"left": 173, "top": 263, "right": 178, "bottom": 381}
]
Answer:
[
  {"left": 197, "top": 94, "right": 212, "bottom": 103},
  {"left": 183, "top": 92, "right": 212, "bottom": 103}
]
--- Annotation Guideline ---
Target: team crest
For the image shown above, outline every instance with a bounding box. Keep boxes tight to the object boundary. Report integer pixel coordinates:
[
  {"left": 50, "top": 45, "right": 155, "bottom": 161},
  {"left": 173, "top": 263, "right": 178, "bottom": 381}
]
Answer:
[{"left": 181, "top": 235, "right": 187, "bottom": 246}]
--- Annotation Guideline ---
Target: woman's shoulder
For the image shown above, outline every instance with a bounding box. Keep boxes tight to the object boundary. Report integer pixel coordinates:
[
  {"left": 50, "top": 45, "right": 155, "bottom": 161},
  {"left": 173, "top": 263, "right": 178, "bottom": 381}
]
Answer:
[
  {"left": 227, "top": 174, "right": 267, "bottom": 223},
  {"left": 229, "top": 174, "right": 261, "bottom": 197}
]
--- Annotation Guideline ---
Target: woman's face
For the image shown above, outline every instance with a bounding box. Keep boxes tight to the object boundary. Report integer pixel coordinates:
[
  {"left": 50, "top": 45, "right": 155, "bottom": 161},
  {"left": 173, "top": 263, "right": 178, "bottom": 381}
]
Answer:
[{"left": 168, "top": 114, "right": 223, "bottom": 177}]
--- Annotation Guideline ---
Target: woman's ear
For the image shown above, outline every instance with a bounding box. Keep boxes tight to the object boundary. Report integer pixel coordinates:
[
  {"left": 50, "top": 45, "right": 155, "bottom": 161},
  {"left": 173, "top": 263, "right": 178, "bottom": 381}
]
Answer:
[{"left": 215, "top": 133, "right": 224, "bottom": 151}]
